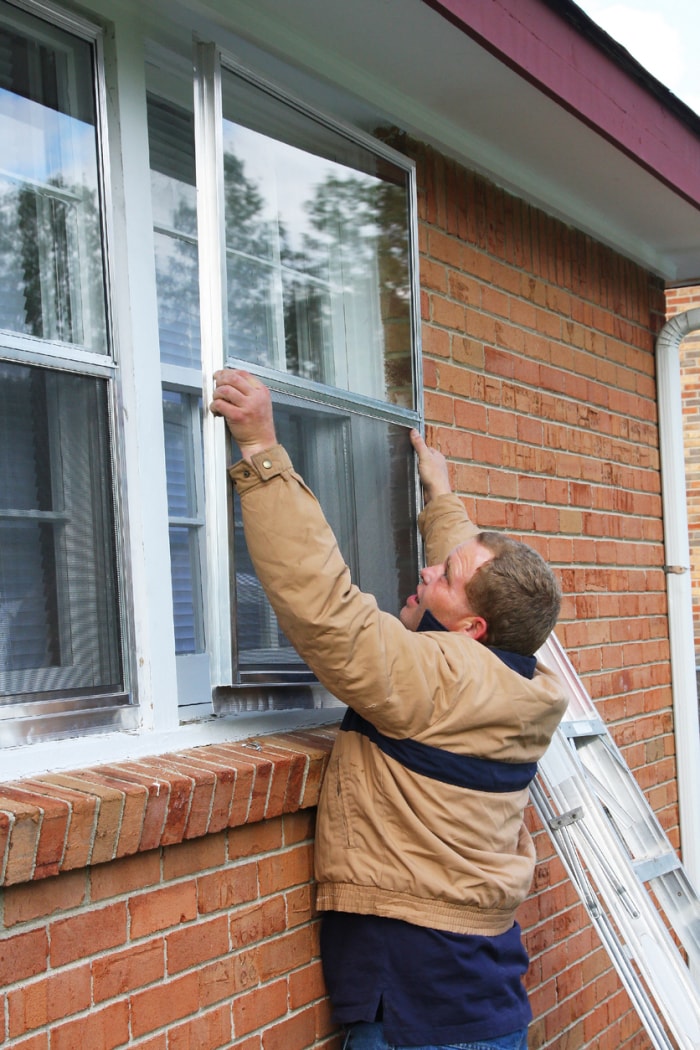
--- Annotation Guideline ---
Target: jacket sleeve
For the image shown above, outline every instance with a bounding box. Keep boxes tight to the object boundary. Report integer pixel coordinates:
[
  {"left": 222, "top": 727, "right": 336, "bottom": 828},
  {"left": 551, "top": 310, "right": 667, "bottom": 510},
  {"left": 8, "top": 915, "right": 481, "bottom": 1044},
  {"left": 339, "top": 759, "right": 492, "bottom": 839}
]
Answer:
[
  {"left": 229, "top": 445, "right": 445, "bottom": 734},
  {"left": 418, "top": 493, "right": 480, "bottom": 565}
]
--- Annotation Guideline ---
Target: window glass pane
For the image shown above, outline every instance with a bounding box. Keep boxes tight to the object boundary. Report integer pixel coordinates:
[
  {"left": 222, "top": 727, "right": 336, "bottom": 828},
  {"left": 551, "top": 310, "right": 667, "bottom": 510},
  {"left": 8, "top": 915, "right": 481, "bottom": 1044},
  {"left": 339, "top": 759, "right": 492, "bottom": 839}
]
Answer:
[
  {"left": 0, "top": 2, "right": 107, "bottom": 351},
  {"left": 147, "top": 94, "right": 200, "bottom": 369},
  {"left": 0, "top": 360, "right": 122, "bottom": 698},
  {"left": 232, "top": 401, "right": 418, "bottom": 680},
  {"left": 169, "top": 526, "right": 198, "bottom": 655},
  {"left": 221, "top": 69, "right": 414, "bottom": 409},
  {"left": 163, "top": 390, "right": 205, "bottom": 655}
]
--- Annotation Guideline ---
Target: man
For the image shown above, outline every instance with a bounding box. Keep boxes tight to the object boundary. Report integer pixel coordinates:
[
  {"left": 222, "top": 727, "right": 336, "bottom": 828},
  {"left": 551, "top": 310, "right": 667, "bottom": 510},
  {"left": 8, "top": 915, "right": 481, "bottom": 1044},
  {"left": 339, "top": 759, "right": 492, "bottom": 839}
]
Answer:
[{"left": 211, "top": 369, "right": 567, "bottom": 1050}]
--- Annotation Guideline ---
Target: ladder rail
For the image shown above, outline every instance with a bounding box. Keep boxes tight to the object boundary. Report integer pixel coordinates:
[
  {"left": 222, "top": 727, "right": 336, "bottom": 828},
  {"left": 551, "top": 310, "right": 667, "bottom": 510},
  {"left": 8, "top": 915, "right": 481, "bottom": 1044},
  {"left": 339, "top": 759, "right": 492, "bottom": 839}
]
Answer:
[{"left": 530, "top": 778, "right": 677, "bottom": 1050}]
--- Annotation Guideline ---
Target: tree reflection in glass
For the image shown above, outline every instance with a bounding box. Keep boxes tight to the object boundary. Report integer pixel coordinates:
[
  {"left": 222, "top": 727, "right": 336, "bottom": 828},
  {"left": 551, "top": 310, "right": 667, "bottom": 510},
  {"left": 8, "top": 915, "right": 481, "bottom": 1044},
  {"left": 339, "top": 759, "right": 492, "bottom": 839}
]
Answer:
[{"left": 0, "top": 13, "right": 107, "bottom": 352}]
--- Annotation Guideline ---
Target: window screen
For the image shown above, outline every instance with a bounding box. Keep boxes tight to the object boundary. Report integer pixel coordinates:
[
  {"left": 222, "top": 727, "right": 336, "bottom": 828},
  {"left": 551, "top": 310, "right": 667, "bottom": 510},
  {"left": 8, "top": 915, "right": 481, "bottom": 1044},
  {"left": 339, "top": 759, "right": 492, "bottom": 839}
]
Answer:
[
  {"left": 0, "top": 362, "right": 122, "bottom": 698},
  {"left": 215, "top": 63, "right": 420, "bottom": 700}
]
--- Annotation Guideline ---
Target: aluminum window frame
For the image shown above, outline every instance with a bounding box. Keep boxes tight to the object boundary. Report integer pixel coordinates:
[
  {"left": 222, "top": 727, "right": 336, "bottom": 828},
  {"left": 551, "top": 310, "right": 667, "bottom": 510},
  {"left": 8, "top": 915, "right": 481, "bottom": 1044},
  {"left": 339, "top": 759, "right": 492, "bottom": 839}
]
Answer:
[{"left": 194, "top": 40, "right": 423, "bottom": 698}]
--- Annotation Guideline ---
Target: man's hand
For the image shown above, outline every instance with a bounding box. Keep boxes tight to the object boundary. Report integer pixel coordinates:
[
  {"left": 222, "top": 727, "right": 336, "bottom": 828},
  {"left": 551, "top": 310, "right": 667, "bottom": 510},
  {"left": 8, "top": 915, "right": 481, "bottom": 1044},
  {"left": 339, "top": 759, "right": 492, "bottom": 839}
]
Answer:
[
  {"left": 210, "top": 369, "right": 277, "bottom": 461},
  {"left": 410, "top": 429, "right": 451, "bottom": 504}
]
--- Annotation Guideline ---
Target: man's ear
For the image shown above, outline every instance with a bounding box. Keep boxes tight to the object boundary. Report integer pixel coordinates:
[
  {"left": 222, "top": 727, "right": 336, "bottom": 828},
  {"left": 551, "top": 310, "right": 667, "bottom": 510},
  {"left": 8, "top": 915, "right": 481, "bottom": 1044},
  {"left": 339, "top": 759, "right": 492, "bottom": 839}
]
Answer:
[{"left": 461, "top": 617, "right": 488, "bottom": 642}]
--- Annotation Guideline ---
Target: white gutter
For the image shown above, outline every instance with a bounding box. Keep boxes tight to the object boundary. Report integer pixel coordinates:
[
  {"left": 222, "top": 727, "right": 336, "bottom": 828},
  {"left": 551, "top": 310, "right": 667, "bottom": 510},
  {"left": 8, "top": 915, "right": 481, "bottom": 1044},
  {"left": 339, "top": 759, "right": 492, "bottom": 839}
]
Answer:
[{"left": 655, "top": 307, "right": 700, "bottom": 890}]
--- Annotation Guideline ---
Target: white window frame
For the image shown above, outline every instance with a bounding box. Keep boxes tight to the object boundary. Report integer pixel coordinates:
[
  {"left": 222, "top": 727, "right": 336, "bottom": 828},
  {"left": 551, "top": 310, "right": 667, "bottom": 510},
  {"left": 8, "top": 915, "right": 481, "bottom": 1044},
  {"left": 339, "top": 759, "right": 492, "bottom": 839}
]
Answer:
[{"left": 0, "top": 0, "right": 137, "bottom": 748}]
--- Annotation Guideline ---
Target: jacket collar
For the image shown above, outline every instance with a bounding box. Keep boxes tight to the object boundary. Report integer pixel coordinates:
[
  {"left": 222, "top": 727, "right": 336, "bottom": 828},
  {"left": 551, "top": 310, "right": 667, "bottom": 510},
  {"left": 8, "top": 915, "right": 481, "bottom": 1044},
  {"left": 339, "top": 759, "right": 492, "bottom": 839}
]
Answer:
[{"left": 416, "top": 610, "right": 536, "bottom": 680}]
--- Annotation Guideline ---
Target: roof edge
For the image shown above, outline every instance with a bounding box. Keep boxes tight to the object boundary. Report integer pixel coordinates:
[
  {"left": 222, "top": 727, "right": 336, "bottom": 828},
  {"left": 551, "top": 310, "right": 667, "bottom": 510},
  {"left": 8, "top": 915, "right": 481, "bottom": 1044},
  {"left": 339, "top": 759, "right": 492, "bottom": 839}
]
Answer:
[{"left": 421, "top": 0, "right": 700, "bottom": 209}]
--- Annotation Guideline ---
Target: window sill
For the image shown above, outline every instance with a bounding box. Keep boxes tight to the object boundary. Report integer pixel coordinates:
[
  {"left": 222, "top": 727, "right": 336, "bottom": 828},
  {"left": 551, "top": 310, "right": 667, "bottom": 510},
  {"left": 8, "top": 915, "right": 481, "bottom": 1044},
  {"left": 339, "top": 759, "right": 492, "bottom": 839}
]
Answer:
[{"left": 0, "top": 726, "right": 338, "bottom": 887}]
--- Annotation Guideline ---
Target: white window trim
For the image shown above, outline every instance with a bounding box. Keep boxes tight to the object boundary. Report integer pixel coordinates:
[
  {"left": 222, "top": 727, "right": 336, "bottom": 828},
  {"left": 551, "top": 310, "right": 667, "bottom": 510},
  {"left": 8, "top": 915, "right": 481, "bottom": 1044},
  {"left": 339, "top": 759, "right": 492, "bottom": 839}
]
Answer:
[{"left": 1, "top": 6, "right": 422, "bottom": 780}]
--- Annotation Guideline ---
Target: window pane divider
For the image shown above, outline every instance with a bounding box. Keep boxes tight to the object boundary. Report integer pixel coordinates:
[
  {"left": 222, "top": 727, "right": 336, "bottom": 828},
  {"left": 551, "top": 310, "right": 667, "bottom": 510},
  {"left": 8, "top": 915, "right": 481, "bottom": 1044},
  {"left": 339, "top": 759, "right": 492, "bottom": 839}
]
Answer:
[
  {"left": 0, "top": 168, "right": 85, "bottom": 206},
  {"left": 168, "top": 515, "right": 201, "bottom": 528},
  {"left": 0, "top": 341, "right": 116, "bottom": 376},
  {"left": 161, "top": 364, "right": 204, "bottom": 393},
  {"left": 224, "top": 356, "right": 421, "bottom": 428},
  {"left": 153, "top": 221, "right": 198, "bottom": 246},
  {"left": 0, "top": 509, "right": 69, "bottom": 523}
]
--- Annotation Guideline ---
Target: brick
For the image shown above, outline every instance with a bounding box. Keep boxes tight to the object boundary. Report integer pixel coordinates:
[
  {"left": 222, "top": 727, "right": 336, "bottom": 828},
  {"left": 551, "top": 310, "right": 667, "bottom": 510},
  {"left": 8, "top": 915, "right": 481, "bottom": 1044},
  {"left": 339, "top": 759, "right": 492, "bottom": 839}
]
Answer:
[
  {"left": 262, "top": 1007, "right": 318, "bottom": 1050},
  {"left": 22, "top": 779, "right": 97, "bottom": 872},
  {"left": 82, "top": 770, "right": 148, "bottom": 858},
  {"left": 233, "top": 978, "right": 287, "bottom": 1037},
  {"left": 90, "top": 849, "right": 161, "bottom": 902},
  {"left": 4, "top": 868, "right": 86, "bottom": 927},
  {"left": 286, "top": 883, "right": 314, "bottom": 928},
  {"left": 197, "top": 955, "right": 237, "bottom": 1008},
  {"left": 258, "top": 842, "right": 314, "bottom": 896},
  {"left": 151, "top": 754, "right": 218, "bottom": 839},
  {"left": 49, "top": 902, "right": 127, "bottom": 967},
  {"left": 0, "top": 928, "right": 48, "bottom": 986},
  {"left": 229, "top": 897, "right": 287, "bottom": 950},
  {"left": 0, "top": 786, "right": 69, "bottom": 879},
  {"left": 169, "top": 1003, "right": 232, "bottom": 1050},
  {"left": 255, "top": 926, "right": 315, "bottom": 983},
  {"left": 39, "top": 773, "right": 126, "bottom": 865},
  {"left": 95, "top": 765, "right": 169, "bottom": 851},
  {"left": 130, "top": 972, "right": 200, "bottom": 1037},
  {"left": 92, "top": 939, "right": 165, "bottom": 1002},
  {"left": 117, "top": 759, "right": 194, "bottom": 845},
  {"left": 198, "top": 858, "right": 258, "bottom": 916},
  {"left": 129, "top": 880, "right": 198, "bottom": 938},
  {"left": 0, "top": 808, "right": 10, "bottom": 882},
  {"left": 0, "top": 796, "right": 40, "bottom": 885},
  {"left": 163, "top": 830, "right": 227, "bottom": 880},
  {"left": 166, "top": 914, "right": 229, "bottom": 974},
  {"left": 233, "top": 1037, "right": 262, "bottom": 1050},
  {"left": 255, "top": 741, "right": 307, "bottom": 818},
  {"left": 205, "top": 746, "right": 268, "bottom": 826},
  {"left": 8, "top": 963, "right": 91, "bottom": 1037},
  {"left": 289, "top": 959, "right": 326, "bottom": 1010},
  {"left": 5, "top": 1033, "right": 50, "bottom": 1050},
  {"left": 283, "top": 810, "right": 316, "bottom": 847},
  {"left": 165, "top": 754, "right": 236, "bottom": 834},
  {"left": 50, "top": 1001, "right": 130, "bottom": 1050}
]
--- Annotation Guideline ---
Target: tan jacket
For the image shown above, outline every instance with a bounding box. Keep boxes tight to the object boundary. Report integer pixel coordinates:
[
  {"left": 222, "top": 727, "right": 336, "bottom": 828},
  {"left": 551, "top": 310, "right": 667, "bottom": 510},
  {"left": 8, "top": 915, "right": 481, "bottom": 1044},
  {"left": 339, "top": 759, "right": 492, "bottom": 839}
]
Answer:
[{"left": 230, "top": 445, "right": 567, "bottom": 936}]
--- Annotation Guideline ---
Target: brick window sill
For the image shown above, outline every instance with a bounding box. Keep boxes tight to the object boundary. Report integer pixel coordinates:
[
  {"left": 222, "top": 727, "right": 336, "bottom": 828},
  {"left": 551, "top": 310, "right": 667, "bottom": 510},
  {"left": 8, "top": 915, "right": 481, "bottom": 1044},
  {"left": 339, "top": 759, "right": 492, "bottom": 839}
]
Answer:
[{"left": 0, "top": 727, "right": 338, "bottom": 887}]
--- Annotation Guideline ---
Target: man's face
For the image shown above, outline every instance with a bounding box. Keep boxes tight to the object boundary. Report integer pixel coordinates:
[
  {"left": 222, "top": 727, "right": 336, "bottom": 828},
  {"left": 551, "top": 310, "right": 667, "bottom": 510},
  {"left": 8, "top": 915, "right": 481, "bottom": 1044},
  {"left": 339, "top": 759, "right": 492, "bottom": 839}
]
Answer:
[{"left": 399, "top": 538, "right": 494, "bottom": 633}]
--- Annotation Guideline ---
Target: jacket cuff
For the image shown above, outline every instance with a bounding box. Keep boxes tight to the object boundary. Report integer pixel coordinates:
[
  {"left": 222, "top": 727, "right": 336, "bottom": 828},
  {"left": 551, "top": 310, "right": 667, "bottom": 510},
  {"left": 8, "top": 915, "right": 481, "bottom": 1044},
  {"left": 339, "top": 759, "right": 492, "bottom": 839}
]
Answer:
[
  {"left": 228, "top": 444, "right": 293, "bottom": 493},
  {"left": 417, "top": 492, "right": 470, "bottom": 535}
]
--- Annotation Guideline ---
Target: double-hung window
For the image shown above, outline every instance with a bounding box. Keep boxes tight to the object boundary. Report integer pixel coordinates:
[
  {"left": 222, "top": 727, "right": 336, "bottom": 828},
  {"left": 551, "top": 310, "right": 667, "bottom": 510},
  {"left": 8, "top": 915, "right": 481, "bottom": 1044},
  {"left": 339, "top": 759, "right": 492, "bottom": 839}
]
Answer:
[
  {"left": 194, "top": 48, "right": 422, "bottom": 712},
  {"left": 0, "top": 1, "right": 129, "bottom": 744}
]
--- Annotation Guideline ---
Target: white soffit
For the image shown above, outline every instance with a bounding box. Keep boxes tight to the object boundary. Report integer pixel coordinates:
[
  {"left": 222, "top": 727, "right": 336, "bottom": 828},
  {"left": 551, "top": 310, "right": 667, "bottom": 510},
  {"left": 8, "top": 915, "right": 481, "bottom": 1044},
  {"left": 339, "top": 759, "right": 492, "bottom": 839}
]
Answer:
[{"left": 169, "top": 0, "right": 700, "bottom": 282}]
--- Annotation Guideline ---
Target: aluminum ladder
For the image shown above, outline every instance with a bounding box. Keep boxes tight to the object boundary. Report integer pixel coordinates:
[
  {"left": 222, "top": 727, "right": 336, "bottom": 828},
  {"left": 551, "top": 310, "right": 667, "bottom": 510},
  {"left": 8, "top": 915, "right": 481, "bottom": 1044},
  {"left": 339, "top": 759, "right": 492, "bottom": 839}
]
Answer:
[{"left": 533, "top": 634, "right": 700, "bottom": 1049}]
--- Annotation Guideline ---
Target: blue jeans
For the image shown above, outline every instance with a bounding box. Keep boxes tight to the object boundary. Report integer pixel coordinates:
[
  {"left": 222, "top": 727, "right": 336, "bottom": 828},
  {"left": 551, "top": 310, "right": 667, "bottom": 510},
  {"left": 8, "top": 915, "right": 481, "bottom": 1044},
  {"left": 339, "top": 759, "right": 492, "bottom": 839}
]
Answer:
[{"left": 341, "top": 1021, "right": 529, "bottom": 1049}]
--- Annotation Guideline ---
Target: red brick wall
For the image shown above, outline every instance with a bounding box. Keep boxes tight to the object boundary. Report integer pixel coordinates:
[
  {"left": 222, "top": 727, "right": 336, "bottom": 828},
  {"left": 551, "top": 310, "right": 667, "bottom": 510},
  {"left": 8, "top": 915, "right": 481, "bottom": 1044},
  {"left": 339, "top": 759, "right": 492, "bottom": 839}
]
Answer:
[
  {"left": 0, "top": 141, "right": 673, "bottom": 1050},
  {"left": 0, "top": 732, "right": 340, "bottom": 1050},
  {"left": 665, "top": 284, "right": 700, "bottom": 661},
  {"left": 405, "top": 135, "right": 670, "bottom": 1049}
]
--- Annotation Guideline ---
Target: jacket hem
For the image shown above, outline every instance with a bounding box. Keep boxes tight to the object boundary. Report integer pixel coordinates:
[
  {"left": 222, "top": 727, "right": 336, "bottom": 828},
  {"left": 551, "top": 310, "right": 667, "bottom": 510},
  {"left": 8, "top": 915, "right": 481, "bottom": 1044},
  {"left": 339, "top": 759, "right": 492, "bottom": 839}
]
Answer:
[{"left": 316, "top": 881, "right": 518, "bottom": 936}]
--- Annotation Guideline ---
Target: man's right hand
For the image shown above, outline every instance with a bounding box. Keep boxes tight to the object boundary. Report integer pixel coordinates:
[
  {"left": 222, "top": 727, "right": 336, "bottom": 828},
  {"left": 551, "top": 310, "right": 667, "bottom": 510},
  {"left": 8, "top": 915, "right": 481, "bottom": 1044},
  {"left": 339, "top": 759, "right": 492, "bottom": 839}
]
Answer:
[
  {"left": 210, "top": 370, "right": 277, "bottom": 461},
  {"left": 410, "top": 429, "right": 452, "bottom": 503}
]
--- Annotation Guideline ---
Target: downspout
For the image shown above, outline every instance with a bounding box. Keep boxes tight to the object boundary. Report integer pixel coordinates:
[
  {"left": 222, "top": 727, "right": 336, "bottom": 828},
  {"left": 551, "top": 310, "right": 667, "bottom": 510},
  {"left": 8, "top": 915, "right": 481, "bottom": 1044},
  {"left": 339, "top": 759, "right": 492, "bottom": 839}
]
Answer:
[{"left": 655, "top": 307, "right": 700, "bottom": 890}]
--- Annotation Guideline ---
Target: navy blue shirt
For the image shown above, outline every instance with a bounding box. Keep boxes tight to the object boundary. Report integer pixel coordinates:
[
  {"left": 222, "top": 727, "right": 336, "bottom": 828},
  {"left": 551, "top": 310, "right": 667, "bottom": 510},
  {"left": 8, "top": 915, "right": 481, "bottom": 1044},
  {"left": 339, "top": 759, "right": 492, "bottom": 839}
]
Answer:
[
  {"left": 320, "top": 611, "right": 537, "bottom": 1045},
  {"left": 321, "top": 912, "right": 531, "bottom": 1045}
]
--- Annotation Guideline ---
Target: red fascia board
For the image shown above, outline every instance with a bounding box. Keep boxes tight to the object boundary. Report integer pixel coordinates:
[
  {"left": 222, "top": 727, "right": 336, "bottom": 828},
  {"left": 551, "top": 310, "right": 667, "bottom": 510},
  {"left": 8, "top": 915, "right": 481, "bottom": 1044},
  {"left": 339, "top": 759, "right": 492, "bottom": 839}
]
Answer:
[{"left": 422, "top": 0, "right": 700, "bottom": 208}]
